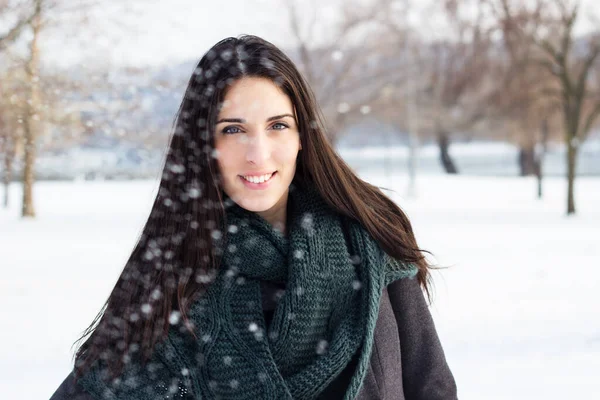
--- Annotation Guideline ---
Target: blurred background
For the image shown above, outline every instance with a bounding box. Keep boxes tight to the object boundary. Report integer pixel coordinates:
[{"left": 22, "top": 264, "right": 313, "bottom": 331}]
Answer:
[{"left": 1, "top": 0, "right": 599, "bottom": 399}]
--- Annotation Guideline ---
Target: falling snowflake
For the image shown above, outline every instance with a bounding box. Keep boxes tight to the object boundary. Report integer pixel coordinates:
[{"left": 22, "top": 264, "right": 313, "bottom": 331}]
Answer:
[
  {"left": 269, "top": 331, "right": 279, "bottom": 341},
  {"left": 188, "top": 187, "right": 202, "bottom": 199},
  {"left": 337, "top": 102, "right": 350, "bottom": 114},
  {"left": 168, "top": 163, "right": 185, "bottom": 174},
  {"left": 331, "top": 50, "right": 343, "bottom": 61},
  {"left": 301, "top": 213, "right": 314, "bottom": 235},
  {"left": 316, "top": 339, "right": 329, "bottom": 355},
  {"left": 258, "top": 372, "right": 268, "bottom": 383},
  {"left": 293, "top": 249, "right": 304, "bottom": 259},
  {"left": 225, "top": 269, "right": 236, "bottom": 278},
  {"left": 273, "top": 289, "right": 285, "bottom": 301},
  {"left": 196, "top": 274, "right": 213, "bottom": 284},
  {"left": 169, "top": 311, "right": 181, "bottom": 325},
  {"left": 141, "top": 304, "right": 152, "bottom": 314}
]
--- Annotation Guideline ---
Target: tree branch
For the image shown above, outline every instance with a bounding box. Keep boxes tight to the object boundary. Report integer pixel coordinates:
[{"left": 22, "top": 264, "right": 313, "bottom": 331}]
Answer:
[
  {"left": 575, "top": 40, "right": 600, "bottom": 99},
  {"left": 581, "top": 101, "right": 600, "bottom": 139},
  {"left": 286, "top": 0, "right": 316, "bottom": 83},
  {"left": 536, "top": 86, "right": 564, "bottom": 100},
  {"left": 0, "top": 8, "right": 37, "bottom": 50}
]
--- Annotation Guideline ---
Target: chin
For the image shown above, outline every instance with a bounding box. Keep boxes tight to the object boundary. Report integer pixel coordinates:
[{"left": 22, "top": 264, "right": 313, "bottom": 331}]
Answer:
[{"left": 232, "top": 193, "right": 280, "bottom": 213}]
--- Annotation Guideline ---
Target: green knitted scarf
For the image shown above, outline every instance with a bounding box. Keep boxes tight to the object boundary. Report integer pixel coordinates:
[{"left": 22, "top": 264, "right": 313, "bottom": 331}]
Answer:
[{"left": 78, "top": 185, "right": 417, "bottom": 399}]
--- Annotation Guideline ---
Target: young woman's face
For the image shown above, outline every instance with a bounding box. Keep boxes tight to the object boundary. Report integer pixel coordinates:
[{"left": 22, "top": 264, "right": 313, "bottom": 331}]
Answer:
[{"left": 215, "top": 76, "right": 302, "bottom": 217}]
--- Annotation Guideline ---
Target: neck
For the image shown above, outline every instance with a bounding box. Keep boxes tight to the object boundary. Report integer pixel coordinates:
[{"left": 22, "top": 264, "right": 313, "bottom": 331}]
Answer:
[{"left": 256, "top": 191, "right": 289, "bottom": 235}]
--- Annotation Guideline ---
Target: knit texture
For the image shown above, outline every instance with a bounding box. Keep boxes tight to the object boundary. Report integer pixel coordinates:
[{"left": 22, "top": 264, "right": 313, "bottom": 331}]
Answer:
[{"left": 78, "top": 185, "right": 417, "bottom": 399}]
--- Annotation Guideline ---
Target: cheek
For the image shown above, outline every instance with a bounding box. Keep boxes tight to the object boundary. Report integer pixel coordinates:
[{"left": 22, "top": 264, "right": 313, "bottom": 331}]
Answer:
[
  {"left": 215, "top": 145, "right": 238, "bottom": 176},
  {"left": 273, "top": 136, "right": 301, "bottom": 164}
]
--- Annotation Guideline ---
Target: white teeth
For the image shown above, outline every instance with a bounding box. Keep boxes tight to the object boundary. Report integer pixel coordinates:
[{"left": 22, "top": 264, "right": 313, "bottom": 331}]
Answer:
[{"left": 242, "top": 173, "right": 273, "bottom": 184}]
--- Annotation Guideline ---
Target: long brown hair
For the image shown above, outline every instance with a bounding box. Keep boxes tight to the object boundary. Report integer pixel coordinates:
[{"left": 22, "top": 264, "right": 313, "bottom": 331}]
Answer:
[{"left": 74, "top": 35, "right": 432, "bottom": 378}]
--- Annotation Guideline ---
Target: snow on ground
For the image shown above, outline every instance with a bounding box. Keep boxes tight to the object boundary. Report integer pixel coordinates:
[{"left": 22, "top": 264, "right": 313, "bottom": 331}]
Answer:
[{"left": 1, "top": 173, "right": 599, "bottom": 399}]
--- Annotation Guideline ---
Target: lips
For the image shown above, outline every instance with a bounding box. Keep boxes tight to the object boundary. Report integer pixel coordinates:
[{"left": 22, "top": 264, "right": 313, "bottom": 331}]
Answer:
[
  {"left": 241, "top": 172, "right": 275, "bottom": 184},
  {"left": 239, "top": 171, "right": 277, "bottom": 189}
]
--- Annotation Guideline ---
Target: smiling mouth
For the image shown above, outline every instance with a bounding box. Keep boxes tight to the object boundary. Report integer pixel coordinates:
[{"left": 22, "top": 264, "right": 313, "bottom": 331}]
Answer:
[{"left": 240, "top": 171, "right": 277, "bottom": 184}]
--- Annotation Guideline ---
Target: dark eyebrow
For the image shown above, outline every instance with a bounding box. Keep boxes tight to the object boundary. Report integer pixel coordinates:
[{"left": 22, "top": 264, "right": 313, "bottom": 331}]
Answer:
[
  {"left": 216, "top": 114, "right": 295, "bottom": 124},
  {"left": 266, "top": 114, "right": 295, "bottom": 122},
  {"left": 216, "top": 118, "right": 245, "bottom": 124}
]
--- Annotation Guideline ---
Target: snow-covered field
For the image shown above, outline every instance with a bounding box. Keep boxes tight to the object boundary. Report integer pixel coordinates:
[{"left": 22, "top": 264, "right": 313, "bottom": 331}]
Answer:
[{"left": 1, "top": 173, "right": 599, "bottom": 399}]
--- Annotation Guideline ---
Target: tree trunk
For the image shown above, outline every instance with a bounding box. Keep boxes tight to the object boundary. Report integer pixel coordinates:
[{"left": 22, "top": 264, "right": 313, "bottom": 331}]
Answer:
[
  {"left": 535, "top": 119, "right": 549, "bottom": 199},
  {"left": 534, "top": 148, "right": 543, "bottom": 198},
  {"left": 21, "top": 6, "right": 42, "bottom": 218},
  {"left": 566, "top": 136, "right": 577, "bottom": 215},
  {"left": 518, "top": 145, "right": 537, "bottom": 176},
  {"left": 406, "top": 129, "right": 418, "bottom": 198},
  {"left": 436, "top": 131, "right": 458, "bottom": 174},
  {"left": 406, "top": 93, "right": 419, "bottom": 198},
  {"left": 3, "top": 141, "right": 14, "bottom": 208},
  {"left": 22, "top": 122, "right": 36, "bottom": 217},
  {"left": 535, "top": 162, "right": 542, "bottom": 198}
]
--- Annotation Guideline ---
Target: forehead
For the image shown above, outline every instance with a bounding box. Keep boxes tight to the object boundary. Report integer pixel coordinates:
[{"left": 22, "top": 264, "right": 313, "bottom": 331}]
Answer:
[{"left": 219, "top": 77, "right": 293, "bottom": 116}]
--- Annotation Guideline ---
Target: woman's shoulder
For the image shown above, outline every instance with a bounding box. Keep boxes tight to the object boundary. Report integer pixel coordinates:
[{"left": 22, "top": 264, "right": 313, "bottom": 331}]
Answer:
[{"left": 49, "top": 372, "right": 95, "bottom": 400}]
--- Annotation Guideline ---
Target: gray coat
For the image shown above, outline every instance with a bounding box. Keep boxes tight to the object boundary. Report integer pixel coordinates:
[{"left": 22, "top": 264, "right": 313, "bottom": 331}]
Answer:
[
  {"left": 50, "top": 277, "right": 457, "bottom": 400},
  {"left": 356, "top": 277, "right": 457, "bottom": 399}
]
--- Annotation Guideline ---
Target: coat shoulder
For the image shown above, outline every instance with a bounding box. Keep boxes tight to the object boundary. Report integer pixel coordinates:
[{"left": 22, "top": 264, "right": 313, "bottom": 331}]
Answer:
[{"left": 49, "top": 372, "right": 95, "bottom": 400}]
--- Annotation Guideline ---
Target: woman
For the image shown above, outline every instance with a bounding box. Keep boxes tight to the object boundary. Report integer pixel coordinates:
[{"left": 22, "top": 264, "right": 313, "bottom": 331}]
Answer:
[{"left": 50, "top": 35, "right": 457, "bottom": 400}]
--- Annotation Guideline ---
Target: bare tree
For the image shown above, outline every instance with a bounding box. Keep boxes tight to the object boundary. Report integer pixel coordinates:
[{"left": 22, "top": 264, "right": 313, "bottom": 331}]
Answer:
[
  {"left": 492, "top": 0, "right": 600, "bottom": 215},
  {"left": 1, "top": 0, "right": 155, "bottom": 217},
  {"left": 419, "top": 0, "right": 496, "bottom": 174},
  {"left": 0, "top": 87, "right": 22, "bottom": 207},
  {"left": 373, "top": 0, "right": 496, "bottom": 174},
  {"left": 285, "top": 0, "right": 394, "bottom": 145},
  {"left": 18, "top": 0, "right": 42, "bottom": 217},
  {"left": 486, "top": 30, "right": 561, "bottom": 182}
]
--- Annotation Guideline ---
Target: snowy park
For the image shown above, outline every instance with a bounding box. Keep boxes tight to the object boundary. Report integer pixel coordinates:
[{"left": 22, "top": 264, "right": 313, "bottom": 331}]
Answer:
[
  {"left": 3, "top": 1, "right": 600, "bottom": 398},
  {"left": 1, "top": 169, "right": 599, "bottom": 399}
]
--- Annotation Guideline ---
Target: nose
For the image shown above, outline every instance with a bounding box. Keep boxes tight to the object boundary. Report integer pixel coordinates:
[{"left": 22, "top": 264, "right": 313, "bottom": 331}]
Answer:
[{"left": 245, "top": 132, "right": 270, "bottom": 165}]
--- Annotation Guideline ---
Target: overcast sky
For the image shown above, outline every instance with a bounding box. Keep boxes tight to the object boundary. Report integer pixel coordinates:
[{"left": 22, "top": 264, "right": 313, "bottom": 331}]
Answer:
[
  {"left": 24, "top": 0, "right": 600, "bottom": 69},
  {"left": 40, "top": 0, "right": 344, "bottom": 69}
]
